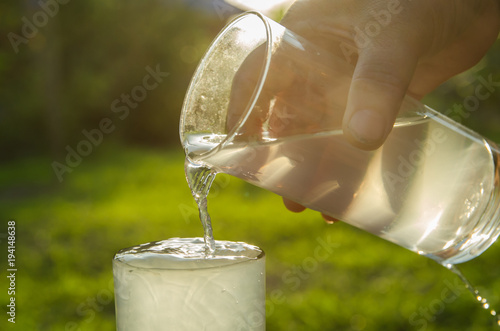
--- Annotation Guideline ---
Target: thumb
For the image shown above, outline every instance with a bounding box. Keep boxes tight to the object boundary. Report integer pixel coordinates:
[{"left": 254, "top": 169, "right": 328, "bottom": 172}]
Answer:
[{"left": 342, "top": 45, "right": 419, "bottom": 150}]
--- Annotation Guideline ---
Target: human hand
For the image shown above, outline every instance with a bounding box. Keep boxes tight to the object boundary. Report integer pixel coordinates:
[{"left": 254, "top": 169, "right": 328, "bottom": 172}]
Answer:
[
  {"left": 280, "top": 0, "right": 500, "bottom": 150},
  {"left": 280, "top": 0, "right": 500, "bottom": 220}
]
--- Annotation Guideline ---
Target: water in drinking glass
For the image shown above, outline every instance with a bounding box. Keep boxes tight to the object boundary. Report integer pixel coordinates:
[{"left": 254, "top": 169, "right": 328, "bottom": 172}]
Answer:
[{"left": 113, "top": 238, "right": 265, "bottom": 331}]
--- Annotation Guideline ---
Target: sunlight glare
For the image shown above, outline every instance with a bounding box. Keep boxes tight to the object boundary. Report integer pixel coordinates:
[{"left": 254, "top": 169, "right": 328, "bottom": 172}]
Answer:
[{"left": 226, "top": 0, "right": 294, "bottom": 15}]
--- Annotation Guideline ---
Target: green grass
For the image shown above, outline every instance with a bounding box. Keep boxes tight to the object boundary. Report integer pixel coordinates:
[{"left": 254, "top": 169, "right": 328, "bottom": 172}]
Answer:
[{"left": 1, "top": 143, "right": 499, "bottom": 330}]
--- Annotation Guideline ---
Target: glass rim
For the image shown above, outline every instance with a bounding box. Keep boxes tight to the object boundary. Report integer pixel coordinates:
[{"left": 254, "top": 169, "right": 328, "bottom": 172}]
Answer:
[
  {"left": 113, "top": 238, "right": 265, "bottom": 271},
  {"left": 179, "top": 11, "right": 273, "bottom": 159}
]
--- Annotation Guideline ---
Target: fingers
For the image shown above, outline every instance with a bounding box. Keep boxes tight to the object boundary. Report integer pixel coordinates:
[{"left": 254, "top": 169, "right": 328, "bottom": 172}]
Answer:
[
  {"left": 282, "top": 197, "right": 306, "bottom": 213},
  {"left": 227, "top": 44, "right": 298, "bottom": 139},
  {"left": 283, "top": 198, "right": 340, "bottom": 224},
  {"left": 322, "top": 214, "right": 340, "bottom": 224},
  {"left": 226, "top": 45, "right": 269, "bottom": 137},
  {"left": 342, "top": 44, "right": 420, "bottom": 150}
]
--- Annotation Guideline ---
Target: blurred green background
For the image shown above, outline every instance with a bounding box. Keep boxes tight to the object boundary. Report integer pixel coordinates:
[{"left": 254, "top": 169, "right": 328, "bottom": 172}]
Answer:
[{"left": 1, "top": 0, "right": 500, "bottom": 330}]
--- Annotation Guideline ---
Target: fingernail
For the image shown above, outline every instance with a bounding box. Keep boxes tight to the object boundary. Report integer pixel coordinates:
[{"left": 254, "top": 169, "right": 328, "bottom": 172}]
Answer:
[
  {"left": 322, "top": 214, "right": 339, "bottom": 224},
  {"left": 347, "top": 109, "right": 387, "bottom": 146}
]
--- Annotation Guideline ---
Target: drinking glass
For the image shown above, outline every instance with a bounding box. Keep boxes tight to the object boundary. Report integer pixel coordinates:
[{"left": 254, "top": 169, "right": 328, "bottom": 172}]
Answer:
[
  {"left": 113, "top": 238, "right": 266, "bottom": 331},
  {"left": 179, "top": 11, "right": 500, "bottom": 265}
]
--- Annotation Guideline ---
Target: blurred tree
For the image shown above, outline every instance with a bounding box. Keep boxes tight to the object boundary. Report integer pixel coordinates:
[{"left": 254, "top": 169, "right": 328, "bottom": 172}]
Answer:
[{"left": 0, "top": 0, "right": 234, "bottom": 161}]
